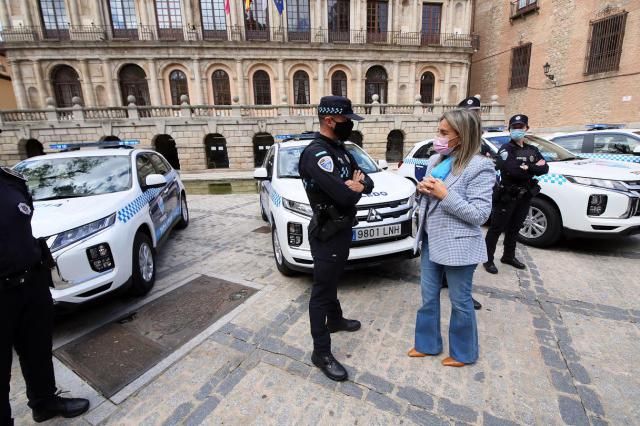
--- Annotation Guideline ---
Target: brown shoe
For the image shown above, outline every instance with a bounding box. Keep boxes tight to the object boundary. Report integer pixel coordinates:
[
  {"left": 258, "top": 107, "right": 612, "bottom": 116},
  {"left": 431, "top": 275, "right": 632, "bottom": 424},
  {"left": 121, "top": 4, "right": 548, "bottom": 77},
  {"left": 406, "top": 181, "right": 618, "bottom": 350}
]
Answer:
[
  {"left": 442, "top": 356, "right": 465, "bottom": 367},
  {"left": 407, "top": 348, "right": 429, "bottom": 357}
]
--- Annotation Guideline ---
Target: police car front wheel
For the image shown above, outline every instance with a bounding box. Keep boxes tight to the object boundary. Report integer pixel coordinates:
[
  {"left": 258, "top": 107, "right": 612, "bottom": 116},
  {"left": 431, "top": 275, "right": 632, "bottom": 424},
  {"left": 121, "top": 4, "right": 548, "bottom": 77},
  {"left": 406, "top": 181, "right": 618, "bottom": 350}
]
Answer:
[
  {"left": 518, "top": 198, "right": 562, "bottom": 248},
  {"left": 272, "top": 226, "right": 296, "bottom": 276},
  {"left": 129, "top": 232, "right": 156, "bottom": 296},
  {"left": 176, "top": 193, "right": 189, "bottom": 229}
]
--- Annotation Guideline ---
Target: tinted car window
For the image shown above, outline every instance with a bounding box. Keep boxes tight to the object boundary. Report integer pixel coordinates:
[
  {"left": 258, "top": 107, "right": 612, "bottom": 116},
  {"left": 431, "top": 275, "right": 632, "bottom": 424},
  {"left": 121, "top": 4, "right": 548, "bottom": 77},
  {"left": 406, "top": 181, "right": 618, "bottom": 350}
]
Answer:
[
  {"left": 553, "top": 135, "right": 585, "bottom": 152},
  {"left": 148, "top": 153, "right": 171, "bottom": 175},
  {"left": 136, "top": 154, "right": 156, "bottom": 187},
  {"left": 414, "top": 143, "right": 435, "bottom": 159},
  {"left": 594, "top": 134, "right": 639, "bottom": 154}
]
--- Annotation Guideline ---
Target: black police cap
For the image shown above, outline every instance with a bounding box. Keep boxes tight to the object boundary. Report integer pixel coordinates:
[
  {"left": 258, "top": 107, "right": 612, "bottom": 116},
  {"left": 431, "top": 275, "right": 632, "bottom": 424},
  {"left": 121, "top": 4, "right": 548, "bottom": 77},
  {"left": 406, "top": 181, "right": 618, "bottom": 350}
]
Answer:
[
  {"left": 509, "top": 114, "right": 529, "bottom": 128},
  {"left": 457, "top": 96, "right": 481, "bottom": 110},
  {"left": 317, "top": 96, "right": 364, "bottom": 121}
]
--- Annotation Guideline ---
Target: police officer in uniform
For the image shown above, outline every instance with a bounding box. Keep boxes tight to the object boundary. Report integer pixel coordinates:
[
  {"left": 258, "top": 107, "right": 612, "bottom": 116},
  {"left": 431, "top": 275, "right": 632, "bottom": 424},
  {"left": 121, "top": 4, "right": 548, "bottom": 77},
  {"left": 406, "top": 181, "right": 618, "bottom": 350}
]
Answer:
[
  {"left": 1, "top": 166, "right": 90, "bottom": 424},
  {"left": 483, "top": 114, "right": 549, "bottom": 274},
  {"left": 299, "top": 96, "right": 374, "bottom": 381}
]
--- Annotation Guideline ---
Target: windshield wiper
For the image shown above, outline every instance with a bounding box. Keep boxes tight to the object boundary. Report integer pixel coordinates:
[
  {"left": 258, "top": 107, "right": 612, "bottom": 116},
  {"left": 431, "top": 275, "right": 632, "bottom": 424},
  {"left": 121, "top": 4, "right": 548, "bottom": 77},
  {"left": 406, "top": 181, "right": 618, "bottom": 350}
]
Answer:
[
  {"left": 555, "top": 157, "right": 580, "bottom": 162},
  {"left": 35, "top": 194, "right": 88, "bottom": 201}
]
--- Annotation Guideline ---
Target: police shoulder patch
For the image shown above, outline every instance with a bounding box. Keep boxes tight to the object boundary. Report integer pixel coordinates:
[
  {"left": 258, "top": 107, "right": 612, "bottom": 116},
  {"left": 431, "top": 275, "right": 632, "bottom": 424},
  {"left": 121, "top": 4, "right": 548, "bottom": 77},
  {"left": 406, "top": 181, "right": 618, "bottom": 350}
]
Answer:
[
  {"left": 317, "top": 156, "right": 334, "bottom": 172},
  {"left": 499, "top": 150, "right": 509, "bottom": 161}
]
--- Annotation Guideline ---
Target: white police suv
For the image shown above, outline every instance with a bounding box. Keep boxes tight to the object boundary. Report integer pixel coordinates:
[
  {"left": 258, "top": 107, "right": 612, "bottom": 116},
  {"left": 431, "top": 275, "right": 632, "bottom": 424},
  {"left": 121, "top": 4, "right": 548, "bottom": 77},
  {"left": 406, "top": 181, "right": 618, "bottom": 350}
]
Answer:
[
  {"left": 398, "top": 133, "right": 640, "bottom": 247},
  {"left": 13, "top": 141, "right": 189, "bottom": 306},
  {"left": 254, "top": 134, "right": 416, "bottom": 275},
  {"left": 550, "top": 126, "right": 640, "bottom": 164}
]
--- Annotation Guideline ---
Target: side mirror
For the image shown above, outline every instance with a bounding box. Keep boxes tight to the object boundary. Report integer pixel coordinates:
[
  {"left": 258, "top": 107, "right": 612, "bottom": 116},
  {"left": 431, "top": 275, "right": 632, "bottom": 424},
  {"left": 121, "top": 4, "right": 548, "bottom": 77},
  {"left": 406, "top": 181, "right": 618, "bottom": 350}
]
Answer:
[
  {"left": 378, "top": 159, "right": 389, "bottom": 170},
  {"left": 144, "top": 174, "right": 167, "bottom": 189},
  {"left": 254, "top": 167, "right": 269, "bottom": 180},
  {"left": 634, "top": 145, "right": 640, "bottom": 156}
]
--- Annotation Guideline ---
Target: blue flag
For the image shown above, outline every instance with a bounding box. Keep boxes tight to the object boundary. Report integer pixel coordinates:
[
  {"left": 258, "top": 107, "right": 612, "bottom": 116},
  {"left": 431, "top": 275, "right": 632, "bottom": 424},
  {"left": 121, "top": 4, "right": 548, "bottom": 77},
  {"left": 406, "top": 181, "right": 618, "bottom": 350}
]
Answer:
[{"left": 273, "top": 0, "right": 284, "bottom": 15}]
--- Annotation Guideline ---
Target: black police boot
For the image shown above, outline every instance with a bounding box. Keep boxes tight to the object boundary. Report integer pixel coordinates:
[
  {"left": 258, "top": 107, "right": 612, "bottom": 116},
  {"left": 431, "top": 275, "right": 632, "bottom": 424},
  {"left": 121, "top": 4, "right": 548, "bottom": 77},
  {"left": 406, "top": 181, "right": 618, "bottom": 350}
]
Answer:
[
  {"left": 483, "top": 261, "right": 498, "bottom": 274},
  {"left": 472, "top": 298, "right": 482, "bottom": 310},
  {"left": 311, "top": 351, "right": 348, "bottom": 382},
  {"left": 500, "top": 257, "right": 526, "bottom": 270},
  {"left": 327, "top": 318, "right": 361, "bottom": 333},
  {"left": 32, "top": 396, "right": 90, "bottom": 423}
]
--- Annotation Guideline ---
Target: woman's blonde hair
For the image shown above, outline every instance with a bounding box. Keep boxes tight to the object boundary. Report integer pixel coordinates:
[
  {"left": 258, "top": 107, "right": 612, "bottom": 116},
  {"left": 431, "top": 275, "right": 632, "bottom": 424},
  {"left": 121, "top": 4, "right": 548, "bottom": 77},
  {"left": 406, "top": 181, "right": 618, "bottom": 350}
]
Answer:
[{"left": 440, "top": 109, "right": 482, "bottom": 174}]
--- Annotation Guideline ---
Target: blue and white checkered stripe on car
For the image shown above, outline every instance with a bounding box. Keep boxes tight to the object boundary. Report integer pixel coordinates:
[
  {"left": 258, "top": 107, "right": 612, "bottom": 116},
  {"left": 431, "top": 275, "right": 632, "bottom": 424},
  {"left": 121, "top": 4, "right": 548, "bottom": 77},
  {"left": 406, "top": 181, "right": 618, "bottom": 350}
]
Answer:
[
  {"left": 535, "top": 173, "right": 568, "bottom": 185},
  {"left": 578, "top": 153, "right": 640, "bottom": 163},
  {"left": 117, "top": 188, "right": 163, "bottom": 223},
  {"left": 403, "top": 157, "right": 430, "bottom": 166},
  {"left": 270, "top": 189, "right": 282, "bottom": 207}
]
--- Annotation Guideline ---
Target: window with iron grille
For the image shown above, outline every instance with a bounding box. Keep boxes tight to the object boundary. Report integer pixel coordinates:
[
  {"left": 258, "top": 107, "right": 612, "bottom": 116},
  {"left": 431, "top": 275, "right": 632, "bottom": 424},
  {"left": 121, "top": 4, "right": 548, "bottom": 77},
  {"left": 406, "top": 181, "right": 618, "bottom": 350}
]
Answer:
[
  {"left": 420, "top": 72, "right": 435, "bottom": 103},
  {"left": 331, "top": 71, "right": 347, "bottom": 97},
  {"left": 212, "top": 70, "right": 231, "bottom": 105},
  {"left": 293, "top": 70, "right": 310, "bottom": 104},
  {"left": 119, "top": 64, "right": 150, "bottom": 106},
  {"left": 367, "top": 0, "right": 388, "bottom": 42},
  {"left": 201, "top": 0, "right": 227, "bottom": 38},
  {"left": 109, "top": 0, "right": 138, "bottom": 33},
  {"left": 52, "top": 65, "right": 82, "bottom": 107},
  {"left": 169, "top": 70, "right": 189, "bottom": 105},
  {"left": 585, "top": 12, "right": 627, "bottom": 75},
  {"left": 509, "top": 43, "right": 531, "bottom": 90},
  {"left": 421, "top": 3, "right": 441, "bottom": 45},
  {"left": 39, "top": 0, "right": 69, "bottom": 39},
  {"left": 510, "top": 0, "right": 538, "bottom": 19},
  {"left": 156, "top": 0, "right": 183, "bottom": 29},
  {"left": 245, "top": 0, "right": 270, "bottom": 40},
  {"left": 328, "top": 0, "right": 350, "bottom": 42},
  {"left": 287, "top": 0, "right": 310, "bottom": 41},
  {"left": 253, "top": 70, "right": 272, "bottom": 105}
]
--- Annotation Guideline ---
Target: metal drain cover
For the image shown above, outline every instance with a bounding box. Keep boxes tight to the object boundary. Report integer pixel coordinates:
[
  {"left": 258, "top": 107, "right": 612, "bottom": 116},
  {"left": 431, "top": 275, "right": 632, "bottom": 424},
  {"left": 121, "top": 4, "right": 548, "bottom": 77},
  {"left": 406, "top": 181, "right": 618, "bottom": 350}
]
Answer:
[{"left": 54, "top": 275, "right": 257, "bottom": 398}]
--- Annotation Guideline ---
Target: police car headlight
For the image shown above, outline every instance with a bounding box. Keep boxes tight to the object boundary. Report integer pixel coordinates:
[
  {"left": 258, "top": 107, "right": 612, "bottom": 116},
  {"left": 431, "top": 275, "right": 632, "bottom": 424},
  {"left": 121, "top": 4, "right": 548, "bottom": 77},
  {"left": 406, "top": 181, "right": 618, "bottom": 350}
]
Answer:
[
  {"left": 282, "top": 199, "right": 313, "bottom": 218},
  {"left": 50, "top": 213, "right": 117, "bottom": 252},
  {"left": 564, "top": 176, "right": 627, "bottom": 192}
]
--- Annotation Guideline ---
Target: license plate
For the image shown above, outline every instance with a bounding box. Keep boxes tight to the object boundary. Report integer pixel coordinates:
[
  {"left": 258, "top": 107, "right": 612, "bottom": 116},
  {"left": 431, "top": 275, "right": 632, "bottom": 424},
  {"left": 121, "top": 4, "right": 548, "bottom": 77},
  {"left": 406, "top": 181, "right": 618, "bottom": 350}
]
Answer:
[{"left": 352, "top": 224, "right": 402, "bottom": 241}]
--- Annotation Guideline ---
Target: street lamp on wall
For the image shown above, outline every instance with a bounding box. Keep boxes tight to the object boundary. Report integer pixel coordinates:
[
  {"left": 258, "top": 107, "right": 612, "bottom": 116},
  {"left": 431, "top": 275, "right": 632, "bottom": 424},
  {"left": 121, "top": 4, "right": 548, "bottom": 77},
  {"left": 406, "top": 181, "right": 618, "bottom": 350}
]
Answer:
[{"left": 543, "top": 62, "right": 555, "bottom": 81}]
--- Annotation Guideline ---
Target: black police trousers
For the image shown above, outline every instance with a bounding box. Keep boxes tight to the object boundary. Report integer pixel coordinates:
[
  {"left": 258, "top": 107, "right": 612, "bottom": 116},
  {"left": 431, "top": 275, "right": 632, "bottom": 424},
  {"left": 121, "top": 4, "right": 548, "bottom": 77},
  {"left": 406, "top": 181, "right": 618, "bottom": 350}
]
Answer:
[
  {"left": 308, "top": 227, "right": 352, "bottom": 354},
  {"left": 1, "top": 264, "right": 57, "bottom": 424},
  {"left": 485, "top": 196, "right": 532, "bottom": 262}
]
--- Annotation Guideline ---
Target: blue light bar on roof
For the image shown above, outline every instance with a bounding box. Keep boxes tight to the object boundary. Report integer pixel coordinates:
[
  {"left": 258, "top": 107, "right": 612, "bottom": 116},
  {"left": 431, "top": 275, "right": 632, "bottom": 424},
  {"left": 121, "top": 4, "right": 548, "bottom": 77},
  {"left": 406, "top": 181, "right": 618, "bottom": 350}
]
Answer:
[
  {"left": 49, "top": 140, "right": 140, "bottom": 150},
  {"left": 586, "top": 124, "right": 626, "bottom": 130},
  {"left": 275, "top": 134, "right": 296, "bottom": 140}
]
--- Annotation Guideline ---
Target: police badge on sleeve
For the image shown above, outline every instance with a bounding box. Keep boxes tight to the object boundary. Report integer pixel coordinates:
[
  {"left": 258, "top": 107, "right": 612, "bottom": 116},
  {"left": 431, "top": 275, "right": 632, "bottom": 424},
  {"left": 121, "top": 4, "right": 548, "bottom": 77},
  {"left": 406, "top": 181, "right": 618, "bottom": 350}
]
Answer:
[
  {"left": 18, "top": 202, "right": 32, "bottom": 215},
  {"left": 317, "top": 156, "right": 334, "bottom": 172}
]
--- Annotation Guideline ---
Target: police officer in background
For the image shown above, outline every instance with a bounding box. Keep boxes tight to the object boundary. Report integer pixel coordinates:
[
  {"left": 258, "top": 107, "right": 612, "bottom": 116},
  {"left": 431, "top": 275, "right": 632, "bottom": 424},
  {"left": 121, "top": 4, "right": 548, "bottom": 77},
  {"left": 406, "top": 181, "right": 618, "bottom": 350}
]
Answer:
[
  {"left": 483, "top": 114, "right": 549, "bottom": 274},
  {"left": 1, "top": 165, "right": 90, "bottom": 424},
  {"left": 299, "top": 96, "right": 374, "bottom": 381}
]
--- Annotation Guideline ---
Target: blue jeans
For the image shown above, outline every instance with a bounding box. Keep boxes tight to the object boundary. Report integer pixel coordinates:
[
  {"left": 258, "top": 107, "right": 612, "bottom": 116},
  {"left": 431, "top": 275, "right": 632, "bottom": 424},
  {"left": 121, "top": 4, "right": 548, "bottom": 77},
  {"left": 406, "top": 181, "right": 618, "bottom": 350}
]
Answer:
[{"left": 414, "top": 238, "right": 479, "bottom": 364}]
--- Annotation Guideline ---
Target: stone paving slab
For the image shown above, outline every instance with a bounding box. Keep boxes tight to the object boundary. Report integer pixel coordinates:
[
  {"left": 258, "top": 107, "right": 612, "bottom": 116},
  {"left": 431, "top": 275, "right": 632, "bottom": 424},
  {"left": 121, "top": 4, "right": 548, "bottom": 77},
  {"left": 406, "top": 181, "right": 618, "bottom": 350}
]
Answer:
[{"left": 8, "top": 194, "right": 640, "bottom": 425}]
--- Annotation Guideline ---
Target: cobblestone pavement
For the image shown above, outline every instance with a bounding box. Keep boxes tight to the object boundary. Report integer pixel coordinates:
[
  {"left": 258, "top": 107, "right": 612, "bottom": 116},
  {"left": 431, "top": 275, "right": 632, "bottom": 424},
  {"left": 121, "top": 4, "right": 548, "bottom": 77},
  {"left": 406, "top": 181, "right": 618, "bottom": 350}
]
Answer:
[{"left": 9, "top": 194, "right": 640, "bottom": 425}]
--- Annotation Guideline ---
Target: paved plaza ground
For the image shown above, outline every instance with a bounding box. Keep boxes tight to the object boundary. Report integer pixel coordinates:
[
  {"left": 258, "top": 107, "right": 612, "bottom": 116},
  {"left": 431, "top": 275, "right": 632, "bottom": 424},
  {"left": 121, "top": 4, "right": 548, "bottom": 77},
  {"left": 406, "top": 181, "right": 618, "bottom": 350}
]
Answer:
[{"left": 9, "top": 194, "right": 640, "bottom": 425}]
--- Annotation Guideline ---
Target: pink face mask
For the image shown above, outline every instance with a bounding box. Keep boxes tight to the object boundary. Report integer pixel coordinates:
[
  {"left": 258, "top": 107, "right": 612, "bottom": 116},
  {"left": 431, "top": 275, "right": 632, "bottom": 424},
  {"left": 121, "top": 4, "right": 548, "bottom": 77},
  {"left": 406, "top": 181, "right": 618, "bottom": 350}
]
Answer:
[{"left": 433, "top": 136, "right": 459, "bottom": 155}]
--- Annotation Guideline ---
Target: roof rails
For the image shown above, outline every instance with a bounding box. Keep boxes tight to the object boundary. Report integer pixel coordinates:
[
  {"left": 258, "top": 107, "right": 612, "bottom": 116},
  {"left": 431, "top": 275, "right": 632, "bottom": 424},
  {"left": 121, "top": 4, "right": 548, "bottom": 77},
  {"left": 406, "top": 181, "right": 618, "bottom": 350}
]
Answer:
[
  {"left": 275, "top": 131, "right": 315, "bottom": 142},
  {"left": 50, "top": 139, "right": 140, "bottom": 151},
  {"left": 483, "top": 126, "right": 506, "bottom": 132},
  {"left": 585, "top": 124, "right": 626, "bottom": 131}
]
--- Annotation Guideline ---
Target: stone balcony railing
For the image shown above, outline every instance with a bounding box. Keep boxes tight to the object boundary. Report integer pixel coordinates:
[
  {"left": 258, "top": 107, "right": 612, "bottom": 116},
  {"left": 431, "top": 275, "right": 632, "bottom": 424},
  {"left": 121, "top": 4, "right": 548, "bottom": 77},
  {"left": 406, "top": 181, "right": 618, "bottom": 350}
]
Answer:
[{"left": 0, "top": 95, "right": 504, "bottom": 125}]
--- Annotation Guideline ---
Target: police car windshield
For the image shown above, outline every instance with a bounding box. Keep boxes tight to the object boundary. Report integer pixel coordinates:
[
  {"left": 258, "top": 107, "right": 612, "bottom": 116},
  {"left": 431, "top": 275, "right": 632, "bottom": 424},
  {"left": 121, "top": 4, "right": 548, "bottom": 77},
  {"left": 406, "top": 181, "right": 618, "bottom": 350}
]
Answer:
[
  {"left": 14, "top": 156, "right": 132, "bottom": 201},
  {"left": 485, "top": 135, "right": 577, "bottom": 162},
  {"left": 277, "top": 143, "right": 379, "bottom": 178}
]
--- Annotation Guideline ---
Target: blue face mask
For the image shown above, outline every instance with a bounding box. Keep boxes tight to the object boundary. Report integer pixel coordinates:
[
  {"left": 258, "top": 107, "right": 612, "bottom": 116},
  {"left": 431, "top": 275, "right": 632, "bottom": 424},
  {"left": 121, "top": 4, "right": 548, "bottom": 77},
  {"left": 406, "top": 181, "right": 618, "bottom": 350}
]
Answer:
[{"left": 510, "top": 129, "right": 526, "bottom": 141}]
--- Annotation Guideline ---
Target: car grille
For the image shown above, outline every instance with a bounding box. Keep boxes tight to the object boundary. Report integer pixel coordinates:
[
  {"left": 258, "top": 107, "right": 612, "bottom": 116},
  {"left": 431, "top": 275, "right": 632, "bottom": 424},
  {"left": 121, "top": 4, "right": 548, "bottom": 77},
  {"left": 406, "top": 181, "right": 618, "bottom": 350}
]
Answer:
[{"left": 355, "top": 198, "right": 413, "bottom": 222}]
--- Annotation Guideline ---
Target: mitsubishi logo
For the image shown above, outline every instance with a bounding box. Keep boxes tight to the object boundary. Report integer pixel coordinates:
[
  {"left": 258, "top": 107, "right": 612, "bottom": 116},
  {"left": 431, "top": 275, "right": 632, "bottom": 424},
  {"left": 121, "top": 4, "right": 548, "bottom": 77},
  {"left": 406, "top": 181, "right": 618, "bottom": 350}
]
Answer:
[{"left": 367, "top": 208, "right": 383, "bottom": 222}]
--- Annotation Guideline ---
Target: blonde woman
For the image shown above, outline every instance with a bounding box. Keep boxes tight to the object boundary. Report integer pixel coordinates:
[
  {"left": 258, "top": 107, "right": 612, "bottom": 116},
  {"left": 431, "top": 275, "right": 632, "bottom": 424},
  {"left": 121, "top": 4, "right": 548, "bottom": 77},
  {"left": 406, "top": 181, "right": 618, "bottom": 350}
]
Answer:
[{"left": 409, "top": 109, "right": 495, "bottom": 366}]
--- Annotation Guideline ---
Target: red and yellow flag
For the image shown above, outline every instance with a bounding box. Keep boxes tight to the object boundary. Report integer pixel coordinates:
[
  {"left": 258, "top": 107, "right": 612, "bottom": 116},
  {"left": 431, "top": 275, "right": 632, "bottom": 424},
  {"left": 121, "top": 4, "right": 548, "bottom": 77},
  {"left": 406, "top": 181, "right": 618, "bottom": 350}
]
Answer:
[{"left": 245, "top": 0, "right": 252, "bottom": 12}]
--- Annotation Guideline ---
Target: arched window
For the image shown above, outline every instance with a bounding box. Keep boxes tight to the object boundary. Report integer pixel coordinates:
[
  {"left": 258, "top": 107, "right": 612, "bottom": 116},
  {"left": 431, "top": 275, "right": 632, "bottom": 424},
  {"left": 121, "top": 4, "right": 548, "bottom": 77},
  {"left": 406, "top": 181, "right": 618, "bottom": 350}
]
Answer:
[
  {"left": 119, "top": 64, "right": 150, "bottom": 106},
  {"left": 293, "top": 70, "right": 310, "bottom": 104},
  {"left": 156, "top": 0, "right": 184, "bottom": 40},
  {"left": 386, "top": 130, "right": 404, "bottom": 163},
  {"left": 365, "top": 66, "right": 387, "bottom": 104},
  {"left": 331, "top": 70, "right": 347, "bottom": 97},
  {"left": 51, "top": 65, "right": 82, "bottom": 108},
  {"left": 39, "top": 0, "right": 69, "bottom": 39},
  {"left": 201, "top": 0, "right": 227, "bottom": 40},
  {"left": 154, "top": 134, "right": 180, "bottom": 170},
  {"left": 26, "top": 139, "right": 44, "bottom": 158},
  {"left": 212, "top": 70, "right": 231, "bottom": 105},
  {"left": 204, "top": 133, "right": 229, "bottom": 168},
  {"left": 253, "top": 133, "right": 274, "bottom": 167},
  {"left": 109, "top": 0, "right": 138, "bottom": 39},
  {"left": 420, "top": 72, "right": 435, "bottom": 104},
  {"left": 169, "top": 70, "right": 189, "bottom": 105},
  {"left": 253, "top": 70, "right": 271, "bottom": 105}
]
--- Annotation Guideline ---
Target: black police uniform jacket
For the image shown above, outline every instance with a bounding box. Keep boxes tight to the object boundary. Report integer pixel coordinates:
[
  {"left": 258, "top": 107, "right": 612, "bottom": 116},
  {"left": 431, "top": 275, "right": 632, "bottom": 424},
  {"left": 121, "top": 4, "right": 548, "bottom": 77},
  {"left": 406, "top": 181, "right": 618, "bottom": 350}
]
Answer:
[
  {"left": 0, "top": 167, "right": 42, "bottom": 277},
  {"left": 496, "top": 140, "right": 549, "bottom": 187},
  {"left": 299, "top": 133, "right": 374, "bottom": 217}
]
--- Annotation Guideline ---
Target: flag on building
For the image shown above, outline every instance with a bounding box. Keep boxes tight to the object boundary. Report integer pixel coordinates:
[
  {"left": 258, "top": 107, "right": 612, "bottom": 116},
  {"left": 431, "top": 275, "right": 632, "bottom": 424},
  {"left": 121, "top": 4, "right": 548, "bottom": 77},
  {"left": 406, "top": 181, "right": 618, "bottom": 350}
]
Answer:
[
  {"left": 245, "top": 0, "right": 252, "bottom": 12},
  {"left": 273, "top": 0, "right": 284, "bottom": 15},
  {"left": 225, "top": 0, "right": 230, "bottom": 15}
]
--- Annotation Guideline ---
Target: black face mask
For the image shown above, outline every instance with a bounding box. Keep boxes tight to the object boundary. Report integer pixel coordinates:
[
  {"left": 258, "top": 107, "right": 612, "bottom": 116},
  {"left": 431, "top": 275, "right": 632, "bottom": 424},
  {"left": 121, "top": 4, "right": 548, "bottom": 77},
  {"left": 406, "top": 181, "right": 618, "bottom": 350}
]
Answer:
[{"left": 333, "top": 120, "right": 354, "bottom": 142}]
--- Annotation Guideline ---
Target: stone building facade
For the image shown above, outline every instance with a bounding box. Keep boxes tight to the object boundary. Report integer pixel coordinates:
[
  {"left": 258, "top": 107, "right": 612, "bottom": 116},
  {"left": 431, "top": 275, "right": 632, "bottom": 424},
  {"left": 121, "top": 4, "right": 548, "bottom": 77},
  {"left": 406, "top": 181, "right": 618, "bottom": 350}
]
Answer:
[
  {"left": 0, "top": 50, "right": 16, "bottom": 109},
  {"left": 469, "top": 0, "right": 640, "bottom": 132},
  {"left": 0, "top": 0, "right": 478, "bottom": 111}
]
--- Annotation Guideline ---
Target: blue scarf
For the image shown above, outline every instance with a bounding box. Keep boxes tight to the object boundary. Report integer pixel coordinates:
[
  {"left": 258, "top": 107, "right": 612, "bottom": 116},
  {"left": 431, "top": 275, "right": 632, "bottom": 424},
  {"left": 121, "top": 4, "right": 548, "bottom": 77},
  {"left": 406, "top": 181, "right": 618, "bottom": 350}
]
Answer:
[{"left": 430, "top": 156, "right": 454, "bottom": 180}]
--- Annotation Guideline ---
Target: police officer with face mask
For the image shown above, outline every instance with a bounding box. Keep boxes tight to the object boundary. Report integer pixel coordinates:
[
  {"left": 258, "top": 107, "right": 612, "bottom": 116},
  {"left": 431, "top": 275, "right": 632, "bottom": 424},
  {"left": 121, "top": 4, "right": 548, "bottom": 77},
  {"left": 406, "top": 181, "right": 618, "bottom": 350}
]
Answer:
[
  {"left": 1, "top": 165, "right": 90, "bottom": 425},
  {"left": 298, "top": 96, "right": 374, "bottom": 381},
  {"left": 483, "top": 114, "right": 549, "bottom": 274}
]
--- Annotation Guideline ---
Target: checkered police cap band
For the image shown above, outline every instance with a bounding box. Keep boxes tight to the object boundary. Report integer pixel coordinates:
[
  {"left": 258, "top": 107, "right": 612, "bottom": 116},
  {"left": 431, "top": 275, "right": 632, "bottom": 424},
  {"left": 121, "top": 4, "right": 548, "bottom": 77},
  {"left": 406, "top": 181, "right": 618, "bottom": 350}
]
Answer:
[{"left": 317, "top": 106, "right": 347, "bottom": 115}]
